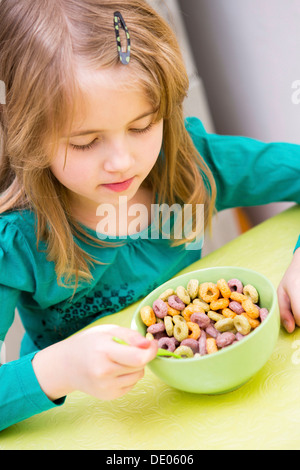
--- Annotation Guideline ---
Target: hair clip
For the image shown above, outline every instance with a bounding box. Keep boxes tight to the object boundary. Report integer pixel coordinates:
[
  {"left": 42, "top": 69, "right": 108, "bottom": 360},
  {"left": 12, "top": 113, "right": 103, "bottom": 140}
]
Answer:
[{"left": 113, "top": 11, "right": 131, "bottom": 65}]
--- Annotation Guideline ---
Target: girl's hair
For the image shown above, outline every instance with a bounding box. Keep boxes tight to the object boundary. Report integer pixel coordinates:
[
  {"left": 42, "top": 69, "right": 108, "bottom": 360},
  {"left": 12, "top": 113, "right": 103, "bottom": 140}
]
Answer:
[{"left": 0, "top": 0, "right": 216, "bottom": 291}]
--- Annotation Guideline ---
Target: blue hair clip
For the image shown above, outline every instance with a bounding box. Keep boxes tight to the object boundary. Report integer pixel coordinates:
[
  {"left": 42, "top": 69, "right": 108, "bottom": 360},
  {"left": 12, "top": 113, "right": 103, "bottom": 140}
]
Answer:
[{"left": 113, "top": 11, "right": 131, "bottom": 65}]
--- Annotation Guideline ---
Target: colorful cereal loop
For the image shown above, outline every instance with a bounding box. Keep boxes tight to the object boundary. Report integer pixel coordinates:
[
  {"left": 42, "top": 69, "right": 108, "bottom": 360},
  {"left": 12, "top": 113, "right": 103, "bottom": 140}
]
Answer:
[
  {"left": 199, "top": 282, "right": 220, "bottom": 303},
  {"left": 217, "top": 278, "right": 232, "bottom": 298},
  {"left": 241, "top": 298, "right": 260, "bottom": 319},
  {"left": 206, "top": 337, "right": 218, "bottom": 354},
  {"left": 174, "top": 345, "right": 194, "bottom": 358},
  {"left": 140, "top": 305, "right": 156, "bottom": 326},
  {"left": 243, "top": 284, "right": 259, "bottom": 304},
  {"left": 187, "top": 321, "right": 201, "bottom": 340},
  {"left": 187, "top": 279, "right": 199, "bottom": 300},
  {"left": 210, "top": 298, "right": 230, "bottom": 311}
]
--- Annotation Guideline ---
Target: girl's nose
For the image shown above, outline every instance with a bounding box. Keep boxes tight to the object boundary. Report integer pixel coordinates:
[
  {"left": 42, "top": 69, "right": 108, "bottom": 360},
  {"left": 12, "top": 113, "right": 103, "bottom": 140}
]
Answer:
[{"left": 102, "top": 139, "right": 134, "bottom": 173}]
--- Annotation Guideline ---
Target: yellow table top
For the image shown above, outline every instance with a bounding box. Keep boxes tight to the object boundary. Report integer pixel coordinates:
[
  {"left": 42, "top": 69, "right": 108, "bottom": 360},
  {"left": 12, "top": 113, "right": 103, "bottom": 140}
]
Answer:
[{"left": 1, "top": 206, "right": 300, "bottom": 450}]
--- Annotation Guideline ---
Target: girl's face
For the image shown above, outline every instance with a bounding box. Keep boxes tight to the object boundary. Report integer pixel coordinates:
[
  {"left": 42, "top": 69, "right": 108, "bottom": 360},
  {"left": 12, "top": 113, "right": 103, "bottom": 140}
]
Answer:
[{"left": 51, "top": 66, "right": 163, "bottom": 218}]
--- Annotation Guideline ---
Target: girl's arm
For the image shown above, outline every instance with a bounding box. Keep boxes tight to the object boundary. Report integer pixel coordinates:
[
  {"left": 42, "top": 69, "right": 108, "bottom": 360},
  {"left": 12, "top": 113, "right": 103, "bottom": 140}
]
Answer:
[
  {"left": 0, "top": 221, "right": 68, "bottom": 431},
  {"left": 185, "top": 117, "right": 300, "bottom": 211},
  {"left": 0, "top": 349, "right": 66, "bottom": 432}
]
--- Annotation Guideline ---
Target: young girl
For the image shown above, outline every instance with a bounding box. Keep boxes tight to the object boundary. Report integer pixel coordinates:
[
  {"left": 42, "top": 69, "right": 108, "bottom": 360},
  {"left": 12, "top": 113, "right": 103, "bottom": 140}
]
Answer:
[{"left": 0, "top": 0, "right": 299, "bottom": 431}]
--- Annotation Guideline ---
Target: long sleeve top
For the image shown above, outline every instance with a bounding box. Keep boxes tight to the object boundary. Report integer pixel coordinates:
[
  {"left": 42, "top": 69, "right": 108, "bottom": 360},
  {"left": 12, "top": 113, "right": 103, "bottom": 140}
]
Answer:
[{"left": 1, "top": 116, "right": 300, "bottom": 431}]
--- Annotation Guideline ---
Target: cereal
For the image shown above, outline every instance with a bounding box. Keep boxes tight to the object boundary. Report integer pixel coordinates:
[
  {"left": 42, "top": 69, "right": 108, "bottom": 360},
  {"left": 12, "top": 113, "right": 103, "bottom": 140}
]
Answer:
[
  {"left": 241, "top": 298, "right": 260, "bottom": 319},
  {"left": 176, "top": 285, "right": 191, "bottom": 304},
  {"left": 235, "top": 332, "right": 246, "bottom": 341},
  {"left": 173, "top": 314, "right": 186, "bottom": 324},
  {"left": 166, "top": 303, "right": 181, "bottom": 316},
  {"left": 229, "top": 300, "right": 245, "bottom": 314},
  {"left": 140, "top": 305, "right": 156, "bottom": 326},
  {"left": 168, "top": 295, "right": 186, "bottom": 311},
  {"left": 214, "top": 317, "right": 235, "bottom": 332},
  {"left": 174, "top": 345, "right": 194, "bottom": 358},
  {"left": 153, "top": 331, "right": 167, "bottom": 340},
  {"left": 147, "top": 322, "right": 165, "bottom": 334},
  {"left": 221, "top": 307, "right": 236, "bottom": 319},
  {"left": 210, "top": 298, "right": 229, "bottom": 311},
  {"left": 199, "top": 330, "right": 207, "bottom": 355},
  {"left": 146, "top": 332, "right": 154, "bottom": 341},
  {"left": 141, "top": 275, "right": 269, "bottom": 358},
  {"left": 181, "top": 338, "right": 199, "bottom": 354},
  {"left": 157, "top": 336, "right": 176, "bottom": 352},
  {"left": 233, "top": 314, "right": 251, "bottom": 335},
  {"left": 205, "top": 324, "right": 220, "bottom": 339},
  {"left": 199, "top": 282, "right": 220, "bottom": 303},
  {"left": 190, "top": 312, "right": 211, "bottom": 329},
  {"left": 152, "top": 299, "right": 168, "bottom": 318},
  {"left": 228, "top": 279, "right": 243, "bottom": 293},
  {"left": 217, "top": 278, "right": 232, "bottom": 298},
  {"left": 216, "top": 332, "right": 236, "bottom": 348},
  {"left": 241, "top": 313, "right": 260, "bottom": 329},
  {"left": 187, "top": 321, "right": 201, "bottom": 340},
  {"left": 207, "top": 310, "right": 224, "bottom": 322},
  {"left": 159, "top": 288, "right": 175, "bottom": 301},
  {"left": 230, "top": 291, "right": 247, "bottom": 303},
  {"left": 206, "top": 337, "right": 218, "bottom": 354},
  {"left": 164, "top": 315, "right": 174, "bottom": 337},
  {"left": 187, "top": 279, "right": 199, "bottom": 300},
  {"left": 181, "top": 304, "right": 204, "bottom": 322},
  {"left": 173, "top": 321, "right": 189, "bottom": 342},
  {"left": 193, "top": 298, "right": 210, "bottom": 311},
  {"left": 243, "top": 284, "right": 259, "bottom": 304},
  {"left": 259, "top": 308, "right": 269, "bottom": 322}
]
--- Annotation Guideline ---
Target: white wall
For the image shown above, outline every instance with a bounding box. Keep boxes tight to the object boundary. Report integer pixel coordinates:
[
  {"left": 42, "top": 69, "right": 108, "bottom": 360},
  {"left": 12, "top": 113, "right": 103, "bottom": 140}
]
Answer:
[{"left": 178, "top": 0, "right": 299, "bottom": 224}]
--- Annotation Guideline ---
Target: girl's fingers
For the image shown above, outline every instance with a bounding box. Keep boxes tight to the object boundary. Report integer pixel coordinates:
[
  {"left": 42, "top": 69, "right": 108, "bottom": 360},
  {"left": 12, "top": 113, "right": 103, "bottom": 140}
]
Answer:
[
  {"left": 278, "top": 284, "right": 295, "bottom": 333},
  {"left": 117, "top": 368, "right": 145, "bottom": 389},
  {"left": 289, "top": 292, "right": 300, "bottom": 329},
  {"left": 108, "top": 337, "right": 158, "bottom": 368},
  {"left": 115, "top": 327, "right": 154, "bottom": 349}
]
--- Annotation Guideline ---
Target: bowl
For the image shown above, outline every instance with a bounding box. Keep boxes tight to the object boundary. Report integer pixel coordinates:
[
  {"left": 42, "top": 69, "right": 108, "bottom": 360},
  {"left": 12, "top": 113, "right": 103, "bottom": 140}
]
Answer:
[{"left": 131, "top": 266, "right": 280, "bottom": 394}]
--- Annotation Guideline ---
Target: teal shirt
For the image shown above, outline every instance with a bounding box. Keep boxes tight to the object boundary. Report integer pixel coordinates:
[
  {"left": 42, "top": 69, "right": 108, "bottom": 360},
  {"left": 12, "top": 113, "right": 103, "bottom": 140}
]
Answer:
[{"left": 1, "top": 117, "right": 300, "bottom": 431}]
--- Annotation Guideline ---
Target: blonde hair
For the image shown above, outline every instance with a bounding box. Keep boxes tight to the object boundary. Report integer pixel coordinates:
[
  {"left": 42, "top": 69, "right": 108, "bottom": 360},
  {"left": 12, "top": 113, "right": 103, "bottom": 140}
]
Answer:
[{"left": 0, "top": 0, "right": 216, "bottom": 291}]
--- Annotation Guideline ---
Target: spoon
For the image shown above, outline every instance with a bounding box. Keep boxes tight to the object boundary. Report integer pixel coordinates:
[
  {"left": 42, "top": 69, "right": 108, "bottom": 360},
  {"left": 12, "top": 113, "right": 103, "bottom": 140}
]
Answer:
[{"left": 112, "top": 336, "right": 182, "bottom": 359}]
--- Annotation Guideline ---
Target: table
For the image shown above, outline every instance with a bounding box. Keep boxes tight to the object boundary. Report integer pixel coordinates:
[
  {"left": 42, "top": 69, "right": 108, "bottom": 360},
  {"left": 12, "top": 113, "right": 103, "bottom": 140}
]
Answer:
[{"left": 1, "top": 206, "right": 300, "bottom": 450}]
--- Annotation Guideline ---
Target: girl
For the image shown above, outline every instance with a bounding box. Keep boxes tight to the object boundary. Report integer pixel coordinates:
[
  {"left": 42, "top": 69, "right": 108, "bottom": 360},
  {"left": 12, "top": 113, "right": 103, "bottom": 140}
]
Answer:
[{"left": 0, "top": 0, "right": 299, "bottom": 431}]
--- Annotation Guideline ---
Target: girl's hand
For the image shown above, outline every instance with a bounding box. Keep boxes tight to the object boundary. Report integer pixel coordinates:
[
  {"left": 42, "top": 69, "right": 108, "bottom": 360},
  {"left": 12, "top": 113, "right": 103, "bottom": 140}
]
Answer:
[
  {"left": 277, "top": 248, "right": 300, "bottom": 333},
  {"left": 32, "top": 325, "right": 158, "bottom": 402}
]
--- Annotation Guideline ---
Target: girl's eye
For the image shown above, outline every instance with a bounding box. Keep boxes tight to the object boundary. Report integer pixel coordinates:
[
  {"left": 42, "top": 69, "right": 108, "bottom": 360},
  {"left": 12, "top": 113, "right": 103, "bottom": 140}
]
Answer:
[
  {"left": 70, "top": 138, "right": 98, "bottom": 151},
  {"left": 69, "top": 122, "right": 154, "bottom": 152},
  {"left": 130, "top": 122, "right": 154, "bottom": 135}
]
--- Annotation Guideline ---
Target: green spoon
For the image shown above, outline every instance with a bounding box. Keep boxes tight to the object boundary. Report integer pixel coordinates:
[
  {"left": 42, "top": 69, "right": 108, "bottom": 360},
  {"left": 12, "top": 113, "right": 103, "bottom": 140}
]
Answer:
[{"left": 112, "top": 336, "right": 182, "bottom": 359}]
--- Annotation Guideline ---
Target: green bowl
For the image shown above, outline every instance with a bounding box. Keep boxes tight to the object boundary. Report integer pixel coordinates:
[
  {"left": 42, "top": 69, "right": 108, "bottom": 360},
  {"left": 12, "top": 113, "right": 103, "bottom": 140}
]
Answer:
[{"left": 131, "top": 266, "right": 280, "bottom": 394}]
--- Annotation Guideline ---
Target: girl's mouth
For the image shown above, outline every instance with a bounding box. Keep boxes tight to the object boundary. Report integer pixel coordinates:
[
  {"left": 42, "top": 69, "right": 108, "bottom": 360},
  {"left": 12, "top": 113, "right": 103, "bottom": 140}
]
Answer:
[{"left": 101, "top": 177, "right": 134, "bottom": 192}]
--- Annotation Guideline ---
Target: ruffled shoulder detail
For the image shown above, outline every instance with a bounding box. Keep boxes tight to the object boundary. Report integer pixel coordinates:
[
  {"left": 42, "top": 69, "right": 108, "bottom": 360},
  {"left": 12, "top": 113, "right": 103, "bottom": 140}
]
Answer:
[{"left": 0, "top": 211, "right": 36, "bottom": 292}]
